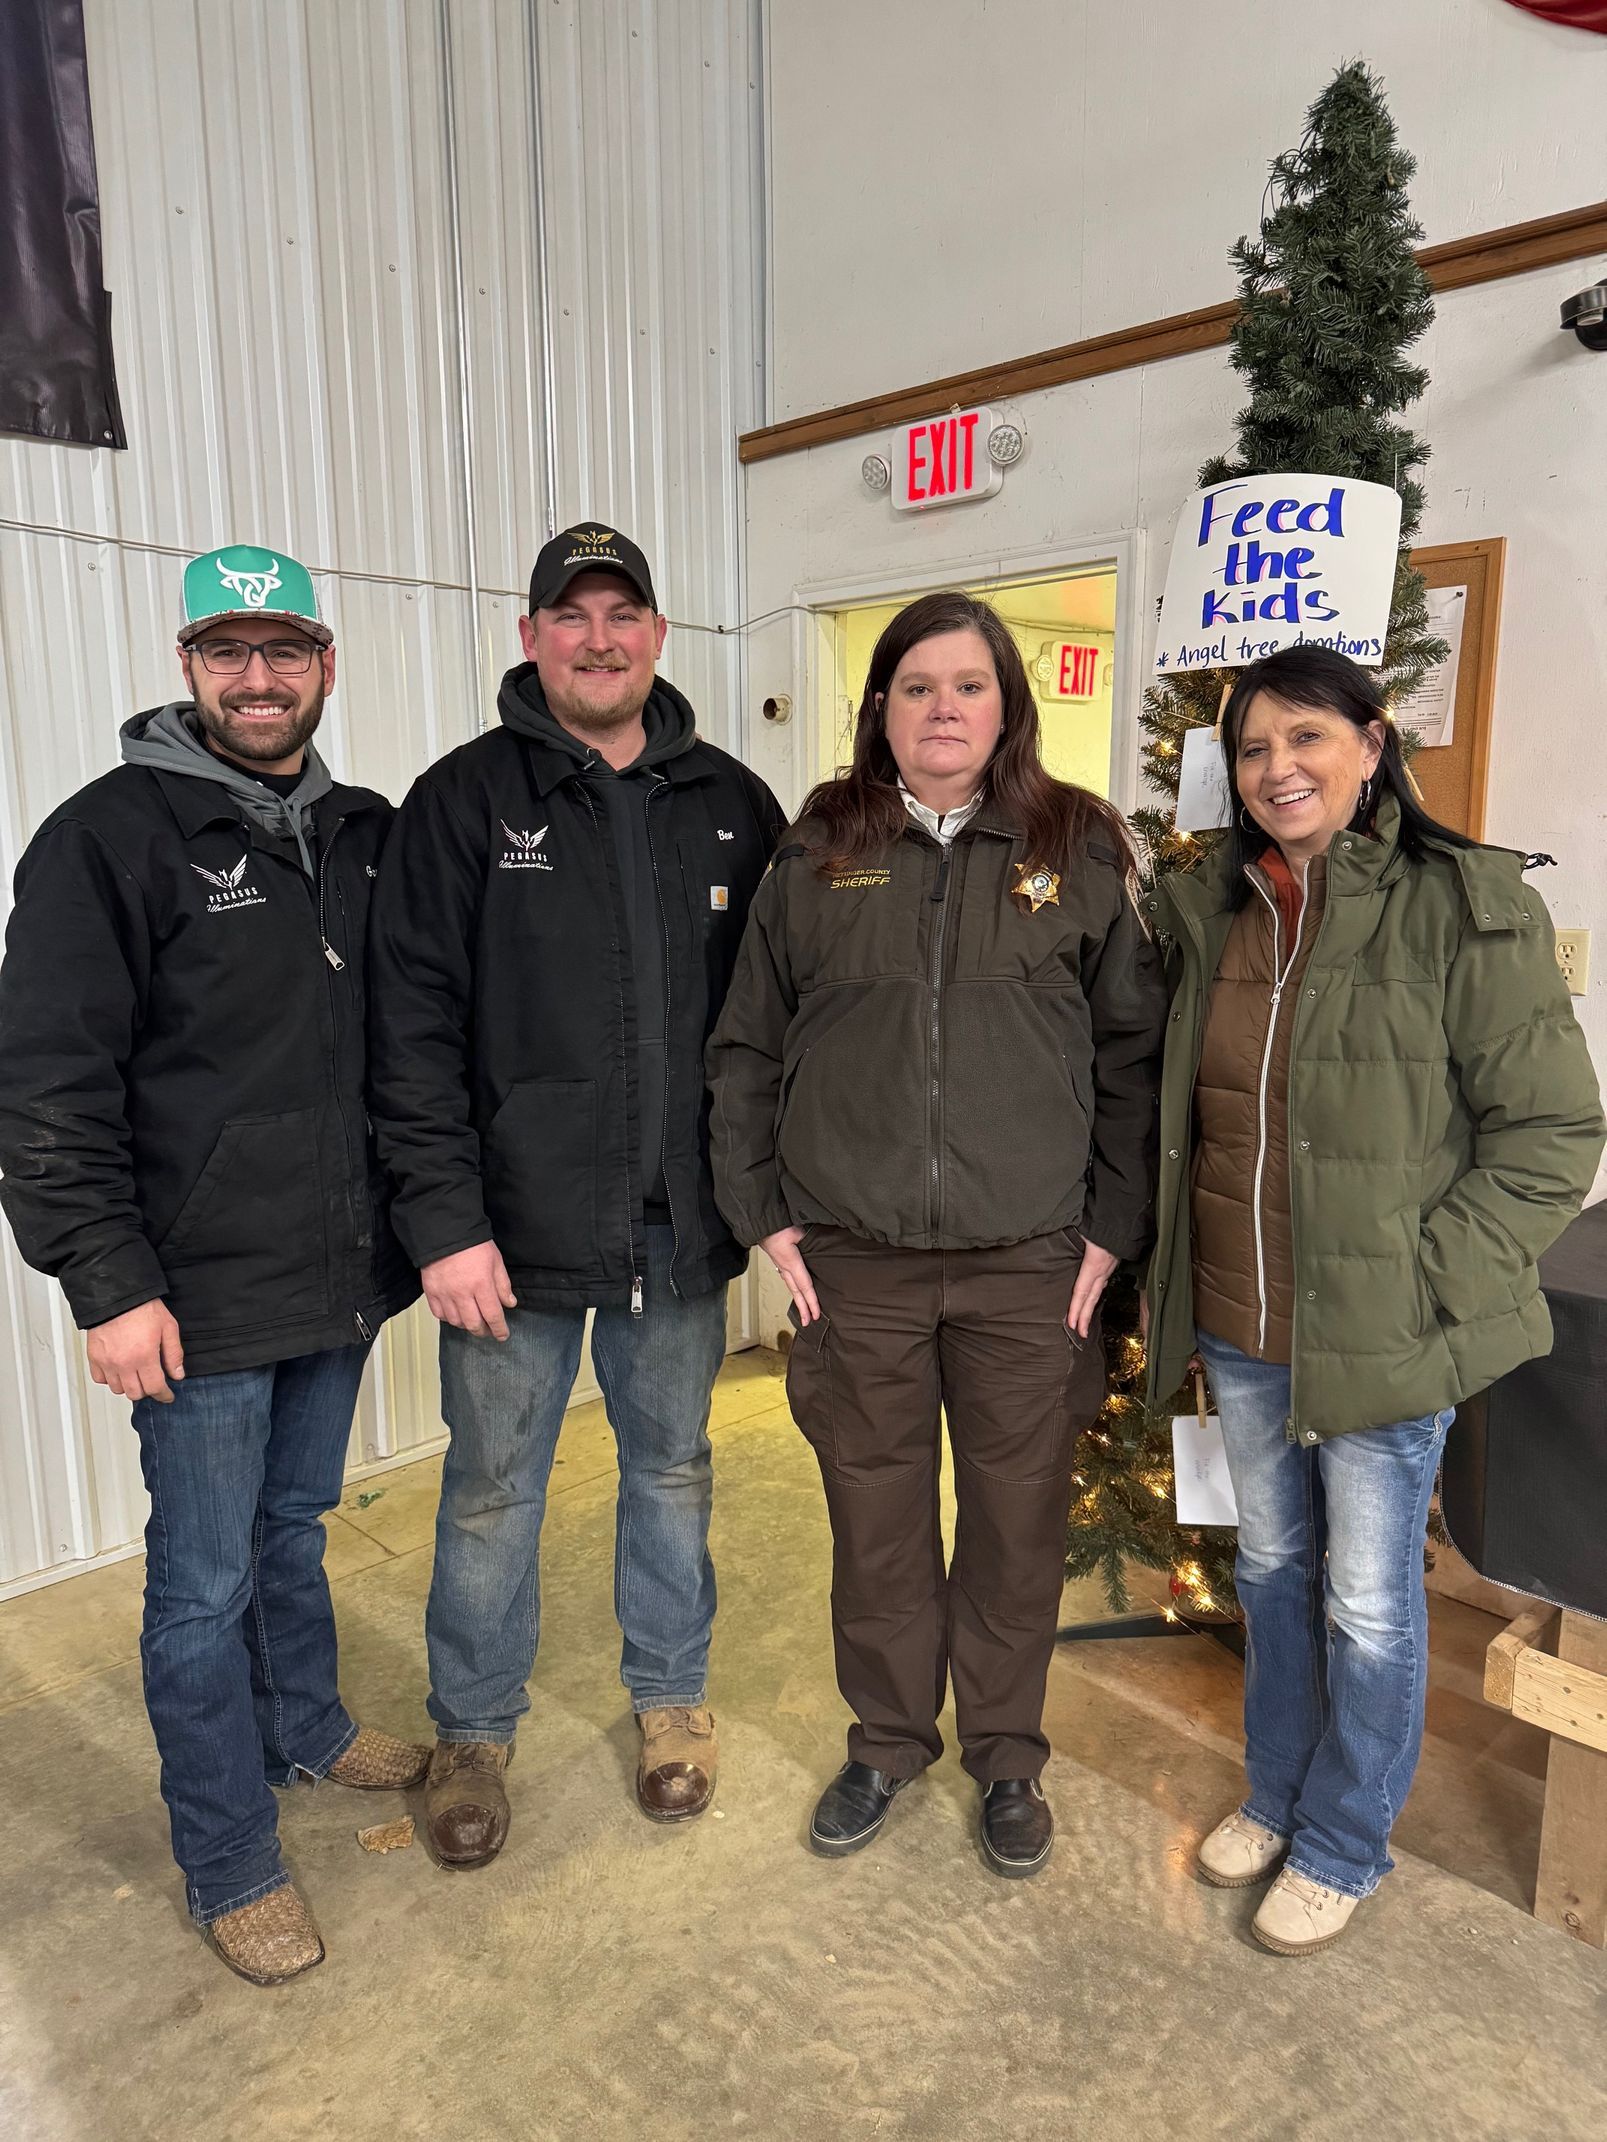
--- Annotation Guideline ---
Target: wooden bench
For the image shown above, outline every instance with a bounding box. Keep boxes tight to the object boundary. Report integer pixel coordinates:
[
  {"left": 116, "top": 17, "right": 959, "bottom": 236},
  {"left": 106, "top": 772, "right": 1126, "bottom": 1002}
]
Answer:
[{"left": 1484, "top": 1604, "right": 1607, "bottom": 1947}]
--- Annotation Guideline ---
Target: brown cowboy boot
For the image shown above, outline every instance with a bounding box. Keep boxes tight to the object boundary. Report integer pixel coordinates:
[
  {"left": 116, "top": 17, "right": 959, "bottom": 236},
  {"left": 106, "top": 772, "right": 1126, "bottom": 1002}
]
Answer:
[
  {"left": 425, "top": 1740, "right": 512, "bottom": 1869},
  {"left": 207, "top": 1883, "right": 324, "bottom": 1985},
  {"left": 326, "top": 1726, "right": 432, "bottom": 1791},
  {"left": 636, "top": 1705, "right": 717, "bottom": 1822}
]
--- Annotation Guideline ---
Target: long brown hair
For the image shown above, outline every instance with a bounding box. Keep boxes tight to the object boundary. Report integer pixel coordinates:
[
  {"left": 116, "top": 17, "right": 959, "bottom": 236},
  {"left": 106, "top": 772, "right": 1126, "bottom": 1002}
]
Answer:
[{"left": 799, "top": 589, "right": 1132, "bottom": 878}]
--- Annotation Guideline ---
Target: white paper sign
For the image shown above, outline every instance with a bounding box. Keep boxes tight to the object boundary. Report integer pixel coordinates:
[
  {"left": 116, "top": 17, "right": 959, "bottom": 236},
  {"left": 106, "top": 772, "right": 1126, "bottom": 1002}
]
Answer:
[
  {"left": 1175, "top": 723, "right": 1233, "bottom": 833},
  {"left": 1172, "top": 1410, "right": 1239, "bottom": 1526},
  {"left": 1153, "top": 474, "right": 1403, "bottom": 677},
  {"left": 1391, "top": 583, "right": 1466, "bottom": 750}
]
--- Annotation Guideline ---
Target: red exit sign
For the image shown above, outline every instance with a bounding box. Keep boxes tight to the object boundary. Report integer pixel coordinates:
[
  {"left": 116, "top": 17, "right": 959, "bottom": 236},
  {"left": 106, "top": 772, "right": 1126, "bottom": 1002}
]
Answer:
[
  {"left": 891, "top": 405, "right": 1003, "bottom": 512},
  {"left": 1038, "top": 639, "right": 1108, "bottom": 701}
]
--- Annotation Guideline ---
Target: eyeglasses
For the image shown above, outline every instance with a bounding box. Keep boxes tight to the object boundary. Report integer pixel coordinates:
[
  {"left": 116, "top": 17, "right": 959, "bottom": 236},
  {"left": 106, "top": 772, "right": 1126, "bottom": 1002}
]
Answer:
[{"left": 190, "top": 637, "right": 318, "bottom": 677}]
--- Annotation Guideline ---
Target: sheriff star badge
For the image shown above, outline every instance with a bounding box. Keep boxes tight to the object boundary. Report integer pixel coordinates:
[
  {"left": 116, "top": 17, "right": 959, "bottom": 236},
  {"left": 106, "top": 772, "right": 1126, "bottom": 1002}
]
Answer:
[{"left": 1013, "top": 863, "right": 1060, "bottom": 913}]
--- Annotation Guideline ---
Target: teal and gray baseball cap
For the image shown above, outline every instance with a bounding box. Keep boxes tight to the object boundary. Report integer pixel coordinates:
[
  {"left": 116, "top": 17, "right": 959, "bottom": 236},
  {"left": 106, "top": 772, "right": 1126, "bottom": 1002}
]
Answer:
[{"left": 177, "top": 543, "right": 333, "bottom": 647}]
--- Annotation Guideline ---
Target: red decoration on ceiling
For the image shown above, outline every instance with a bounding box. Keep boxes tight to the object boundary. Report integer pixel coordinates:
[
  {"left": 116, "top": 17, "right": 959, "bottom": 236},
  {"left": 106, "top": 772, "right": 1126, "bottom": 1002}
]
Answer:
[{"left": 1503, "top": 0, "right": 1607, "bottom": 28}]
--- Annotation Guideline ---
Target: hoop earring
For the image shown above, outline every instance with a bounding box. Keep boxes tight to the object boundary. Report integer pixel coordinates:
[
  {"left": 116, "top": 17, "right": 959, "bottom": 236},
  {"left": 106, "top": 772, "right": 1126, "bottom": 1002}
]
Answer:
[
  {"left": 1238, "top": 804, "right": 1258, "bottom": 834},
  {"left": 1358, "top": 775, "right": 1374, "bottom": 815}
]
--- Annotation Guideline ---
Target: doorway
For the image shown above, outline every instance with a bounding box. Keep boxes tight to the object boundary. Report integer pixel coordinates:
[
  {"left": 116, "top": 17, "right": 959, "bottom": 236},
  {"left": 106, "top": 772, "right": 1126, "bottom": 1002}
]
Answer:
[{"left": 814, "top": 558, "right": 1123, "bottom": 803}]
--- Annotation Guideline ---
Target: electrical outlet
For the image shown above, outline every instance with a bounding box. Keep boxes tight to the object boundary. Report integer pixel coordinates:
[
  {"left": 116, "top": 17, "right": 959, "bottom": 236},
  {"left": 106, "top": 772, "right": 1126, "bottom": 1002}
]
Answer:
[{"left": 1555, "top": 928, "right": 1591, "bottom": 996}]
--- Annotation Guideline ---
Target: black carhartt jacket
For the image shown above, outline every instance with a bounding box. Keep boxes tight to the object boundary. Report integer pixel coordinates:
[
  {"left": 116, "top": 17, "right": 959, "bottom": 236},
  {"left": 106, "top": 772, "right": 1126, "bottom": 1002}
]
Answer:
[
  {"left": 0, "top": 752, "right": 419, "bottom": 1374},
  {"left": 367, "top": 674, "right": 785, "bottom": 1309}
]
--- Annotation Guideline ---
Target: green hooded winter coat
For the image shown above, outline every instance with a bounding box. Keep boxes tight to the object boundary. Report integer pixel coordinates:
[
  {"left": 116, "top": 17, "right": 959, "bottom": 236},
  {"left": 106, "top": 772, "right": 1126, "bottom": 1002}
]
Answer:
[{"left": 1143, "top": 796, "right": 1604, "bottom": 1443}]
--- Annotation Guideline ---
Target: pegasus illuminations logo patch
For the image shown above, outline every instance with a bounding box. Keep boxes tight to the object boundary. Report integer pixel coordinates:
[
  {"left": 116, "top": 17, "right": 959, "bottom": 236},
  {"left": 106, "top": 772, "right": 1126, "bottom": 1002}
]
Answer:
[
  {"left": 190, "top": 855, "right": 267, "bottom": 913},
  {"left": 499, "top": 822, "right": 553, "bottom": 872}
]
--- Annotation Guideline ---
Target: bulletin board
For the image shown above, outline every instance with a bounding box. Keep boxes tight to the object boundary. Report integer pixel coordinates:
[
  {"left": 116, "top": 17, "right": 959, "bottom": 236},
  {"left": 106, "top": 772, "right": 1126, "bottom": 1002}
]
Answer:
[{"left": 1399, "top": 538, "right": 1506, "bottom": 840}]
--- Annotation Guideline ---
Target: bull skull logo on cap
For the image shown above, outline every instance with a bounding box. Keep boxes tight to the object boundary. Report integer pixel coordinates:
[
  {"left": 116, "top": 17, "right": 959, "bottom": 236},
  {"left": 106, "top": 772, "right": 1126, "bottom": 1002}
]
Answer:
[{"left": 216, "top": 557, "right": 283, "bottom": 609}]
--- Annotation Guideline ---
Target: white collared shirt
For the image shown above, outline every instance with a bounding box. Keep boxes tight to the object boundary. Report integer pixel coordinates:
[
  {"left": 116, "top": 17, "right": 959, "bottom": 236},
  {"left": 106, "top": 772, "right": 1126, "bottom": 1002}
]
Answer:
[{"left": 899, "top": 781, "right": 983, "bottom": 848}]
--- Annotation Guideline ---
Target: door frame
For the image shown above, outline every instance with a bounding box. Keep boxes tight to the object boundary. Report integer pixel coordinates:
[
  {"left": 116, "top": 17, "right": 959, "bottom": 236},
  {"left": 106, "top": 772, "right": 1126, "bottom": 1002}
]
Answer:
[{"left": 787, "top": 527, "right": 1146, "bottom": 813}]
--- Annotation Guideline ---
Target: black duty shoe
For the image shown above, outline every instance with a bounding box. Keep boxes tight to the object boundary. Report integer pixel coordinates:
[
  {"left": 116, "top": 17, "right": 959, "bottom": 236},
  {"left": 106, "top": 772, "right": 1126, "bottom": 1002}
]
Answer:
[
  {"left": 809, "top": 1761, "right": 909, "bottom": 1856},
  {"left": 980, "top": 1778, "right": 1054, "bottom": 1878}
]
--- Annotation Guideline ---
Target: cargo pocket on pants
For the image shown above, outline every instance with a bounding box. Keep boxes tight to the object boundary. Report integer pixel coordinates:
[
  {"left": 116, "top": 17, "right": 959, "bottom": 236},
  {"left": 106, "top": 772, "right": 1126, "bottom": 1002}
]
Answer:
[{"left": 785, "top": 1308, "right": 835, "bottom": 1469}]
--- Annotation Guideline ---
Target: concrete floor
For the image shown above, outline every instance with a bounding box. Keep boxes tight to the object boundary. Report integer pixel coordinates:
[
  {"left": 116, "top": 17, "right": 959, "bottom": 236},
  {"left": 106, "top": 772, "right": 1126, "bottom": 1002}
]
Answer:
[{"left": 1, "top": 1349, "right": 1603, "bottom": 2142}]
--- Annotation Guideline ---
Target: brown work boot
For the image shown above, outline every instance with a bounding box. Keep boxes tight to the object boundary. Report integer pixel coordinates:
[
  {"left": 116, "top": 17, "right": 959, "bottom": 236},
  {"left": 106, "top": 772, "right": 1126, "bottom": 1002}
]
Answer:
[
  {"left": 326, "top": 1727, "right": 432, "bottom": 1791},
  {"left": 636, "top": 1705, "right": 717, "bottom": 1822},
  {"left": 206, "top": 1883, "right": 324, "bottom": 1985},
  {"left": 425, "top": 1740, "right": 512, "bottom": 1869}
]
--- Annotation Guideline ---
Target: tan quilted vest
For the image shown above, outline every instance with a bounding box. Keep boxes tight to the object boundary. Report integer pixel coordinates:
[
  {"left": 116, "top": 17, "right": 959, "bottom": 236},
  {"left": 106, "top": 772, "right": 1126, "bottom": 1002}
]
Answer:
[{"left": 1190, "top": 856, "right": 1329, "bottom": 1363}]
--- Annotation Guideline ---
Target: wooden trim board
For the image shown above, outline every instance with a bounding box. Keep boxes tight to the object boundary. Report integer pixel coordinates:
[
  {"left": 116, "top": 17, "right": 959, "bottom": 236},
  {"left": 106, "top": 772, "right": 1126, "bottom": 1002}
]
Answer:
[{"left": 740, "top": 199, "right": 1607, "bottom": 464}]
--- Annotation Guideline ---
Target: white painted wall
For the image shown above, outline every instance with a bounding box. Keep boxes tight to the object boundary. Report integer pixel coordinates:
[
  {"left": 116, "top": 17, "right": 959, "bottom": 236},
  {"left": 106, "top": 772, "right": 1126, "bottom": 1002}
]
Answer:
[
  {"left": 0, "top": 0, "right": 763, "bottom": 1592},
  {"left": 764, "top": 0, "right": 1607, "bottom": 420},
  {"left": 742, "top": 0, "right": 1607, "bottom": 1365}
]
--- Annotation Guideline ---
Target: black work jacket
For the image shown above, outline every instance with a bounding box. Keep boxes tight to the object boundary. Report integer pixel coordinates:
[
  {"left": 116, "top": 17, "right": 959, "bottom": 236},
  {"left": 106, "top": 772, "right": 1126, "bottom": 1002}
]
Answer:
[
  {"left": 0, "top": 766, "right": 419, "bottom": 1374},
  {"left": 367, "top": 723, "right": 784, "bottom": 1309}
]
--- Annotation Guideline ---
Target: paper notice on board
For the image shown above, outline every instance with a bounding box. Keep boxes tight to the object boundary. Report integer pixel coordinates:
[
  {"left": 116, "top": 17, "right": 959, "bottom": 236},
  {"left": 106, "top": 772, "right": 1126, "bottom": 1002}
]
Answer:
[
  {"left": 1172, "top": 1410, "right": 1239, "bottom": 1526},
  {"left": 1393, "top": 585, "right": 1467, "bottom": 750},
  {"left": 1174, "top": 723, "right": 1233, "bottom": 833}
]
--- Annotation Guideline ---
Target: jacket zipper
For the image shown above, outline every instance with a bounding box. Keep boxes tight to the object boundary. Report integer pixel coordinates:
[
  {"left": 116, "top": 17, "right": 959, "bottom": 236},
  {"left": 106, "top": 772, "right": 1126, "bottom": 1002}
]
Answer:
[
  {"left": 927, "top": 841, "right": 954, "bottom": 1238},
  {"left": 1246, "top": 864, "right": 1308, "bottom": 1356},
  {"left": 581, "top": 783, "right": 646, "bottom": 1316},
  {"left": 643, "top": 776, "right": 679, "bottom": 1304},
  {"left": 315, "top": 818, "right": 368, "bottom": 1340}
]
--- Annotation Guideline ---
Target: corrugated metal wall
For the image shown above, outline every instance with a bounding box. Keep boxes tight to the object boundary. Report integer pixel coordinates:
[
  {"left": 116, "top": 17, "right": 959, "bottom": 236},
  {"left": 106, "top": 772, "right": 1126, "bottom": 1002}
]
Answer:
[{"left": 0, "top": 0, "right": 764, "bottom": 1593}]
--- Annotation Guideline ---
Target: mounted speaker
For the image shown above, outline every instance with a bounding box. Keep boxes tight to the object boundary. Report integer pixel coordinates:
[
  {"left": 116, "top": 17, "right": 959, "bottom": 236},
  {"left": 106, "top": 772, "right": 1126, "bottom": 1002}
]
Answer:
[{"left": 1440, "top": 1201, "right": 1607, "bottom": 1620}]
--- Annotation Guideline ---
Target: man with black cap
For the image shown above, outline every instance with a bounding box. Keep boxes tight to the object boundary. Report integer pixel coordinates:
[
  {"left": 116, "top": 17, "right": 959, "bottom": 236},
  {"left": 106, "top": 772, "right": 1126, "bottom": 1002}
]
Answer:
[{"left": 369, "top": 523, "right": 783, "bottom": 1866}]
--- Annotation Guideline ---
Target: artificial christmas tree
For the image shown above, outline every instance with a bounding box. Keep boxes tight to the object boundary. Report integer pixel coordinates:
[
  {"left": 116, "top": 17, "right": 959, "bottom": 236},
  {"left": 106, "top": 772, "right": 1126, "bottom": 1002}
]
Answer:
[{"left": 1067, "top": 59, "right": 1446, "bottom": 1620}]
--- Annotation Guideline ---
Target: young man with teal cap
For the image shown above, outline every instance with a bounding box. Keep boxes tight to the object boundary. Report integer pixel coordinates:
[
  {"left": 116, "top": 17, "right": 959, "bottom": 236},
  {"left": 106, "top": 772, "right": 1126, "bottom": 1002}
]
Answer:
[{"left": 0, "top": 544, "right": 422, "bottom": 1984}]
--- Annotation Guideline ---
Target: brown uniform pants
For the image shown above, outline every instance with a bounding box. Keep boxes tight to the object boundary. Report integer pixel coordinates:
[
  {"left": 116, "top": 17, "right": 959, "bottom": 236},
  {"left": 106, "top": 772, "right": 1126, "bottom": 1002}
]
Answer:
[{"left": 785, "top": 1226, "right": 1105, "bottom": 1783}]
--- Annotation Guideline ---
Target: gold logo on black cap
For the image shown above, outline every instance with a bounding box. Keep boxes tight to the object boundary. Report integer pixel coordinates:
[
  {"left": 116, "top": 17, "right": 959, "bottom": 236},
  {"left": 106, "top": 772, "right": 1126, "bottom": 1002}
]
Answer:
[{"left": 571, "top": 527, "right": 618, "bottom": 552}]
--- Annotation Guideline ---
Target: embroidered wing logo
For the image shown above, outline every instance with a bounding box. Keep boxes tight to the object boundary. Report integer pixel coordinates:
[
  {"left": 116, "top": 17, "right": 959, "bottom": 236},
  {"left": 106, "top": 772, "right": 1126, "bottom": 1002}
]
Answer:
[
  {"left": 190, "top": 855, "right": 251, "bottom": 891},
  {"left": 501, "top": 822, "right": 548, "bottom": 854},
  {"left": 216, "top": 557, "right": 282, "bottom": 609}
]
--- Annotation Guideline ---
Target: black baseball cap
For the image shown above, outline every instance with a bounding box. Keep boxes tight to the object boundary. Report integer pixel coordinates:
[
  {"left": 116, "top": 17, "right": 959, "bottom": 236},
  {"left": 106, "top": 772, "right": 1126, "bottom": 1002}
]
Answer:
[{"left": 528, "top": 523, "right": 657, "bottom": 614}]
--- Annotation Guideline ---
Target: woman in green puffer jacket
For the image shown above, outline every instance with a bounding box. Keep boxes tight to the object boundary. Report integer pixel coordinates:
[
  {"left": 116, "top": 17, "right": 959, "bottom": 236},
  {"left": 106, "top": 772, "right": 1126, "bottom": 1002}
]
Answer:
[{"left": 1143, "top": 644, "right": 1603, "bottom": 1958}]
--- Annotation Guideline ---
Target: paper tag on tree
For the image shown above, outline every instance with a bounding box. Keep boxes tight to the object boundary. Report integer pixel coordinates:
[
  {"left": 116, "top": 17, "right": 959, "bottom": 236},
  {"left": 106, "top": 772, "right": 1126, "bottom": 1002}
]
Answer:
[
  {"left": 1172, "top": 1408, "right": 1238, "bottom": 1525},
  {"left": 1175, "top": 725, "right": 1233, "bottom": 832}
]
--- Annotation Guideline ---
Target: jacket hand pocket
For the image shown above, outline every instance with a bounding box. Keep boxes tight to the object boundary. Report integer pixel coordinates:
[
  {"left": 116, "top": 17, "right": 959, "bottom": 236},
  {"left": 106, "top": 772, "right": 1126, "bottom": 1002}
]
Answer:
[
  {"left": 158, "top": 1110, "right": 326, "bottom": 1325},
  {"left": 482, "top": 1078, "right": 600, "bottom": 1272}
]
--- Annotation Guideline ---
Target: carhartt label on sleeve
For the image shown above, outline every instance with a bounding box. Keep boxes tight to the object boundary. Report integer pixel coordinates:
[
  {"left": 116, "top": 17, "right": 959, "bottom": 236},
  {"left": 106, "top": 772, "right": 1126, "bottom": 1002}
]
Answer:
[{"left": 710, "top": 886, "right": 729, "bottom": 911}]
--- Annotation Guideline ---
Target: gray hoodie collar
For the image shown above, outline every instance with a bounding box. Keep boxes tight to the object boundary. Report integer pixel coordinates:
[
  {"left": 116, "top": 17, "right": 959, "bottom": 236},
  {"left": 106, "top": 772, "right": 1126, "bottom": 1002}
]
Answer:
[{"left": 120, "top": 702, "right": 334, "bottom": 875}]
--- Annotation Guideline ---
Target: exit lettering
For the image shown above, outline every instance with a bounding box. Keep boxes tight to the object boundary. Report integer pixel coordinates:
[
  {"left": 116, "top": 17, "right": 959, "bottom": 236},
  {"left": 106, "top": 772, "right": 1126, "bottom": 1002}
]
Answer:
[{"left": 890, "top": 406, "right": 1004, "bottom": 513}]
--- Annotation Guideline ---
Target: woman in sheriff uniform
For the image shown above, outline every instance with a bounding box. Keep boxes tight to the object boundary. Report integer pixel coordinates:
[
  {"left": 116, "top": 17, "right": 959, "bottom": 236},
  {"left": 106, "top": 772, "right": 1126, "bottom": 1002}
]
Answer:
[{"left": 707, "top": 590, "right": 1166, "bottom": 1877}]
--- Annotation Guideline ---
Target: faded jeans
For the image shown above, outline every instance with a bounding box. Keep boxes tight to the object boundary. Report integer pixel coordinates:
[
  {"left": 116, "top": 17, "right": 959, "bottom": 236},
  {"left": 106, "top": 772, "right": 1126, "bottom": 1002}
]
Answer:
[
  {"left": 427, "top": 1226, "right": 726, "bottom": 1741},
  {"left": 132, "top": 1343, "right": 369, "bottom": 1923},
  {"left": 1196, "top": 1329, "right": 1452, "bottom": 1898}
]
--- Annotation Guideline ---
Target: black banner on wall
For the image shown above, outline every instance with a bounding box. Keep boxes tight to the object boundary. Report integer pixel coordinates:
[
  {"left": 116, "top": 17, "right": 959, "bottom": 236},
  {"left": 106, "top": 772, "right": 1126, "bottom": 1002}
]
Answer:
[{"left": 0, "top": 0, "right": 125, "bottom": 449}]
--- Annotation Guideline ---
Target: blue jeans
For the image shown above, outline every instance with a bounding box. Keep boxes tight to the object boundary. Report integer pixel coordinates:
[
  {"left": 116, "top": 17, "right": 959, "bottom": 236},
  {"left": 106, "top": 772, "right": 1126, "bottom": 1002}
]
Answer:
[
  {"left": 132, "top": 1344, "right": 369, "bottom": 1923},
  {"left": 427, "top": 1227, "right": 726, "bottom": 1741},
  {"left": 1196, "top": 1330, "right": 1452, "bottom": 1899}
]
